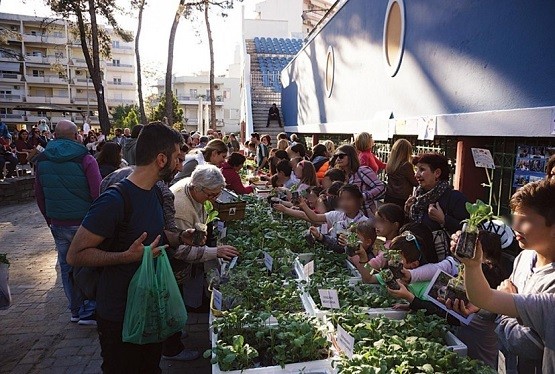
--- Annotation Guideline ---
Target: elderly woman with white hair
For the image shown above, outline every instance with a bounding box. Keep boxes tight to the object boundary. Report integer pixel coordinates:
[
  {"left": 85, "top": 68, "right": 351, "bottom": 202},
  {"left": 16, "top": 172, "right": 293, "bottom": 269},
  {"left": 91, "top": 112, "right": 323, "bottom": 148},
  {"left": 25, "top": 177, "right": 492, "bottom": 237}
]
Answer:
[{"left": 165, "top": 164, "right": 239, "bottom": 361}]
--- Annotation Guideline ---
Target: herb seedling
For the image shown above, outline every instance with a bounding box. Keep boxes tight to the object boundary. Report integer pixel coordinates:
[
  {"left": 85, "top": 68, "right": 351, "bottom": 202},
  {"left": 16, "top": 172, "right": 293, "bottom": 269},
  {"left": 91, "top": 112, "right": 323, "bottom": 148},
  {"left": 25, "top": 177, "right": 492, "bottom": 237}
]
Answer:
[
  {"left": 193, "top": 200, "right": 220, "bottom": 245},
  {"left": 456, "top": 200, "right": 494, "bottom": 258}
]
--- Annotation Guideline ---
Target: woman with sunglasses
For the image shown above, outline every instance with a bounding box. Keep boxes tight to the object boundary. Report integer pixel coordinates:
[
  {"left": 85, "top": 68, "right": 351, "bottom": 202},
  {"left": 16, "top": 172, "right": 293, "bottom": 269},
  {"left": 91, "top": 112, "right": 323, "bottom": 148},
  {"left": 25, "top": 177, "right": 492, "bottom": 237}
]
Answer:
[
  {"left": 405, "top": 153, "right": 469, "bottom": 261},
  {"left": 332, "top": 144, "right": 385, "bottom": 217},
  {"left": 171, "top": 139, "right": 228, "bottom": 185}
]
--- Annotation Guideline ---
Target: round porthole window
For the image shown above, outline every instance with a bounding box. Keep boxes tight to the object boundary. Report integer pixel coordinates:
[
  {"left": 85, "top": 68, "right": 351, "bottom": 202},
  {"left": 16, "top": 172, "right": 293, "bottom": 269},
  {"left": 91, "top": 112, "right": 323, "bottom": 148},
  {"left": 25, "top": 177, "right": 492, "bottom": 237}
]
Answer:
[
  {"left": 383, "top": 0, "right": 406, "bottom": 77},
  {"left": 325, "top": 45, "right": 334, "bottom": 97}
]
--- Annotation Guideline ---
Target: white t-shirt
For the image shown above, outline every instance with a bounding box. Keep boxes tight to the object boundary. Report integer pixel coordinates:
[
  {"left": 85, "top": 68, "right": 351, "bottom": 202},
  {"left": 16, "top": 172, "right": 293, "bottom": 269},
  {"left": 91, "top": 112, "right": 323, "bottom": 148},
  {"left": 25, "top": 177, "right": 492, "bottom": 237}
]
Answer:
[{"left": 324, "top": 210, "right": 367, "bottom": 236}]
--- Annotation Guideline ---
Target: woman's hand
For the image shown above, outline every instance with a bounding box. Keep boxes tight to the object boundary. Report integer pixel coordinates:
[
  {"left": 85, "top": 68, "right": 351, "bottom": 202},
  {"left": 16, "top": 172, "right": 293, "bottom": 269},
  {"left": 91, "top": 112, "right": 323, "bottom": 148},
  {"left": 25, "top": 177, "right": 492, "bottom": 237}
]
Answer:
[
  {"left": 404, "top": 196, "right": 416, "bottom": 215},
  {"left": 428, "top": 202, "right": 445, "bottom": 225},
  {"left": 179, "top": 228, "right": 200, "bottom": 246},
  {"left": 217, "top": 245, "right": 239, "bottom": 260},
  {"left": 387, "top": 280, "right": 415, "bottom": 302}
]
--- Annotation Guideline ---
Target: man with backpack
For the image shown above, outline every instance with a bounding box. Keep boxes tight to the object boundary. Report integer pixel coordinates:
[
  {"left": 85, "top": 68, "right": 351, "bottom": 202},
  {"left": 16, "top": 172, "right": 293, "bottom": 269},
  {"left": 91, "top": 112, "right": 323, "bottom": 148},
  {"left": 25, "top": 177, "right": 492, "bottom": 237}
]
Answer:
[
  {"left": 34, "top": 120, "right": 101, "bottom": 325},
  {"left": 67, "top": 123, "right": 195, "bottom": 373}
]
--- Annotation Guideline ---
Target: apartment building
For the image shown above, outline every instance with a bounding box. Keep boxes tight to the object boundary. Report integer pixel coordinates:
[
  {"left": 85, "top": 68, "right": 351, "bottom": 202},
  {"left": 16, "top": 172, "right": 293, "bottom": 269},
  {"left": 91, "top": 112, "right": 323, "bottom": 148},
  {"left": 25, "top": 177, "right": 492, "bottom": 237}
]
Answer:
[
  {"left": 0, "top": 12, "right": 137, "bottom": 130},
  {"left": 154, "top": 71, "right": 241, "bottom": 134}
]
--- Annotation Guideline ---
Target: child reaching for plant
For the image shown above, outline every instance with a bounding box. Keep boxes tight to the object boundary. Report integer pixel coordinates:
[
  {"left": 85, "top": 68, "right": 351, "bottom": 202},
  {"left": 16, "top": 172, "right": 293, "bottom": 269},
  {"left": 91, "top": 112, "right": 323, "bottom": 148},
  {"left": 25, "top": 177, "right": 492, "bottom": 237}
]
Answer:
[
  {"left": 337, "top": 220, "right": 378, "bottom": 262},
  {"left": 354, "top": 231, "right": 430, "bottom": 299},
  {"left": 298, "top": 184, "right": 369, "bottom": 253},
  {"left": 374, "top": 203, "right": 406, "bottom": 249}
]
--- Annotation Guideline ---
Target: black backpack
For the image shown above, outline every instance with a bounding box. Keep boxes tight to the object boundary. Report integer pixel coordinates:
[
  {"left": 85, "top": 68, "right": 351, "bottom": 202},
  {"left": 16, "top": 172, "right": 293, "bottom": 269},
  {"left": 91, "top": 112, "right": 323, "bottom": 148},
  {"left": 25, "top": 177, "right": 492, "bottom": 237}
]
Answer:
[{"left": 73, "top": 182, "right": 163, "bottom": 300}]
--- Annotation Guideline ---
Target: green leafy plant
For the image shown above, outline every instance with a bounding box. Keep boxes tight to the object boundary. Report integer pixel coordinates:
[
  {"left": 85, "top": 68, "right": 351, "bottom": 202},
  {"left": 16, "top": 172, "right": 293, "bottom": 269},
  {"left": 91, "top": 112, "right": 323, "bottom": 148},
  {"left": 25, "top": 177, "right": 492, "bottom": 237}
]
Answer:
[
  {"left": 456, "top": 200, "right": 494, "bottom": 258},
  {"left": 203, "top": 200, "right": 220, "bottom": 225}
]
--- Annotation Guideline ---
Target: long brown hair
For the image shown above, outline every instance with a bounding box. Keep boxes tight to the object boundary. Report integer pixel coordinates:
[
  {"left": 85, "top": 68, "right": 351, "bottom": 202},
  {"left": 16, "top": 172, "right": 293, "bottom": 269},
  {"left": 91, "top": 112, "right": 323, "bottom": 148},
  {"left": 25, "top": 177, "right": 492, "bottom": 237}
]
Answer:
[
  {"left": 334, "top": 144, "right": 360, "bottom": 175},
  {"left": 298, "top": 160, "right": 318, "bottom": 186},
  {"left": 386, "top": 138, "right": 413, "bottom": 175}
]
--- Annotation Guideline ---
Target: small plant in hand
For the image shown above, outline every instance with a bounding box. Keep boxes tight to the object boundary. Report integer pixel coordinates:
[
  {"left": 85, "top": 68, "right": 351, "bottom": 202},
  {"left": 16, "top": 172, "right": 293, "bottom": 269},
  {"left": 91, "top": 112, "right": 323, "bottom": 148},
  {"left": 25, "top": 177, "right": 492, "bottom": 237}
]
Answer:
[
  {"left": 344, "top": 226, "right": 360, "bottom": 257},
  {"left": 456, "top": 200, "right": 494, "bottom": 258},
  {"left": 444, "top": 264, "right": 469, "bottom": 304},
  {"left": 384, "top": 249, "right": 404, "bottom": 280},
  {"left": 194, "top": 201, "right": 219, "bottom": 245},
  {"left": 379, "top": 268, "right": 401, "bottom": 290}
]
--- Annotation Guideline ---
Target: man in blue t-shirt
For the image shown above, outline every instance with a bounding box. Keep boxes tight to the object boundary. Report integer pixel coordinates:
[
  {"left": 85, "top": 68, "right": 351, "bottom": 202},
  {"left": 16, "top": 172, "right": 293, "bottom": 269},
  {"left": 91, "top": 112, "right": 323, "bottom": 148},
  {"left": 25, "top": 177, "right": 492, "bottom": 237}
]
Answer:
[{"left": 67, "top": 123, "right": 195, "bottom": 373}]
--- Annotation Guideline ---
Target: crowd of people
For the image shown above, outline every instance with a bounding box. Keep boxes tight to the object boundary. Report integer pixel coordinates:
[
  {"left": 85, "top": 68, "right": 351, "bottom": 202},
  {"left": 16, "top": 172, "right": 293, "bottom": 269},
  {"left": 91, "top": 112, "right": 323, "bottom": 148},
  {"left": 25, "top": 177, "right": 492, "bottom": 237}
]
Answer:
[{"left": 7, "top": 115, "right": 553, "bottom": 373}]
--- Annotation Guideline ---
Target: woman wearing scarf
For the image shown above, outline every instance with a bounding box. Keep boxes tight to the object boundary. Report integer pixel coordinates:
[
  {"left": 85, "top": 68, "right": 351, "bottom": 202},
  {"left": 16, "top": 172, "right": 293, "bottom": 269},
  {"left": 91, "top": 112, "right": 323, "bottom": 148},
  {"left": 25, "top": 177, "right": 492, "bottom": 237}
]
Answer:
[{"left": 405, "top": 153, "right": 468, "bottom": 260}]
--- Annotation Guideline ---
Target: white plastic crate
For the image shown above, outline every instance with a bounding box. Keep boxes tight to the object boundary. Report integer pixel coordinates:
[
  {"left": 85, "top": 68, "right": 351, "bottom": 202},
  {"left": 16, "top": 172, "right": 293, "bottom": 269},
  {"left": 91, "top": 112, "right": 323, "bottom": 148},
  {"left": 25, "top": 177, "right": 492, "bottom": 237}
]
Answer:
[{"left": 210, "top": 330, "right": 335, "bottom": 374}]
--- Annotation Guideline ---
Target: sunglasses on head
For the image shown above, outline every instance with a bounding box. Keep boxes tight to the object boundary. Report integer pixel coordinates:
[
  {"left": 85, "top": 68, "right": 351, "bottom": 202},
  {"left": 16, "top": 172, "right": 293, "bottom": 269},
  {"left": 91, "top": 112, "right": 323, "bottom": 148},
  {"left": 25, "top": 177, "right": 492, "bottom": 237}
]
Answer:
[{"left": 401, "top": 231, "right": 421, "bottom": 251}]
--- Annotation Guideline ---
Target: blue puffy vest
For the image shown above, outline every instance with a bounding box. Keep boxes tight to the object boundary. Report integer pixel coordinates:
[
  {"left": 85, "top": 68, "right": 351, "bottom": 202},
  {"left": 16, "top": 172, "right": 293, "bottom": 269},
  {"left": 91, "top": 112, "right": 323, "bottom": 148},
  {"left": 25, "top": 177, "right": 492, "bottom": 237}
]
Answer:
[{"left": 37, "top": 139, "right": 92, "bottom": 221}]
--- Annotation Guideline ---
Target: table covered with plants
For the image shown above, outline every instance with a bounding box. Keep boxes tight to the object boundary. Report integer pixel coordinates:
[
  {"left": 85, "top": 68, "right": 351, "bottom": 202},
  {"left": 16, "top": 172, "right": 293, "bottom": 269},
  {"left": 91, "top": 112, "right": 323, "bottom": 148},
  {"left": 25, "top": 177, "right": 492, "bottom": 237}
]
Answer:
[{"left": 204, "top": 196, "right": 496, "bottom": 373}]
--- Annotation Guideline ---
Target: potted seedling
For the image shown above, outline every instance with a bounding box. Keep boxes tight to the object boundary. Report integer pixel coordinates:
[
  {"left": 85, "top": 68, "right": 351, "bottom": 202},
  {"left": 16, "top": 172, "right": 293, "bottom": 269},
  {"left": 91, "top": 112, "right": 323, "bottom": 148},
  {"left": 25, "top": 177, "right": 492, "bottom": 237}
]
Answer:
[
  {"left": 443, "top": 264, "right": 469, "bottom": 304},
  {"left": 341, "top": 224, "right": 360, "bottom": 257},
  {"left": 379, "top": 268, "right": 400, "bottom": 290},
  {"left": 455, "top": 200, "right": 494, "bottom": 258},
  {"left": 0, "top": 253, "right": 11, "bottom": 310},
  {"left": 194, "top": 201, "right": 220, "bottom": 246},
  {"left": 385, "top": 249, "right": 404, "bottom": 280}
]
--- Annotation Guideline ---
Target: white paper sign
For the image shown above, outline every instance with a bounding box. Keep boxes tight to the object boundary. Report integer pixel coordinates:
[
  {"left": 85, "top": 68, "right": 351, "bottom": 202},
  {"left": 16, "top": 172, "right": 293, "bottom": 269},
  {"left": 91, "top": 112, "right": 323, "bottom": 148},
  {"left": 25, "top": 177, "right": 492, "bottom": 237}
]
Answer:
[
  {"left": 213, "top": 289, "right": 222, "bottom": 311},
  {"left": 336, "top": 324, "right": 355, "bottom": 358},
  {"left": 318, "top": 289, "right": 340, "bottom": 309},
  {"left": 417, "top": 117, "right": 437, "bottom": 140},
  {"left": 551, "top": 108, "right": 555, "bottom": 135},
  {"left": 219, "top": 227, "right": 227, "bottom": 239},
  {"left": 229, "top": 256, "right": 238, "bottom": 269},
  {"left": 264, "top": 315, "right": 278, "bottom": 325},
  {"left": 303, "top": 260, "right": 314, "bottom": 277},
  {"left": 471, "top": 148, "right": 495, "bottom": 169},
  {"left": 263, "top": 252, "right": 273, "bottom": 272}
]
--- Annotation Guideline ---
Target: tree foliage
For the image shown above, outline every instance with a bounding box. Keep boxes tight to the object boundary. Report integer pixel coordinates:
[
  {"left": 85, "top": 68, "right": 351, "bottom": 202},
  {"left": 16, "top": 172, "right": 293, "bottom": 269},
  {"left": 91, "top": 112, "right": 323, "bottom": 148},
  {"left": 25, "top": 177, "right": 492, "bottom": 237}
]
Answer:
[
  {"left": 150, "top": 94, "right": 183, "bottom": 125},
  {"left": 111, "top": 104, "right": 138, "bottom": 128},
  {"left": 45, "top": 0, "right": 133, "bottom": 135}
]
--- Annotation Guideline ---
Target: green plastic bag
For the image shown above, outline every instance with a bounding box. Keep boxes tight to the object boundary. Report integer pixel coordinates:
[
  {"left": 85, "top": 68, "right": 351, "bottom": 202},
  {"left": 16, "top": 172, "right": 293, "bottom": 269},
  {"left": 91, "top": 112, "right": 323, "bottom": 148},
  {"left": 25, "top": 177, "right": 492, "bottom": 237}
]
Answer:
[{"left": 122, "top": 246, "right": 188, "bottom": 344}]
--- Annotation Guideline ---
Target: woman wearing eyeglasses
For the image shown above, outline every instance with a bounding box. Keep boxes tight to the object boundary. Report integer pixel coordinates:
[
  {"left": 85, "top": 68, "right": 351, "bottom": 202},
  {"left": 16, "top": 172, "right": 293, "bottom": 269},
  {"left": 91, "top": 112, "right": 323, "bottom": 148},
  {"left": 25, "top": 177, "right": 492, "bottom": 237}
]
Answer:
[
  {"left": 332, "top": 144, "right": 385, "bottom": 217},
  {"left": 405, "top": 153, "right": 469, "bottom": 261},
  {"left": 171, "top": 139, "right": 228, "bottom": 185}
]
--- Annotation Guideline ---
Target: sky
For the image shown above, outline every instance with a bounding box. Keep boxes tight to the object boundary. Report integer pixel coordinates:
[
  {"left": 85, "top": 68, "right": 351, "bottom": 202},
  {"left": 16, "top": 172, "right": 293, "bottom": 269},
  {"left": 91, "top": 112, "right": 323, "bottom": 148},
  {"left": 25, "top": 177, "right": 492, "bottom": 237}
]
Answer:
[{"left": 0, "top": 0, "right": 259, "bottom": 91}]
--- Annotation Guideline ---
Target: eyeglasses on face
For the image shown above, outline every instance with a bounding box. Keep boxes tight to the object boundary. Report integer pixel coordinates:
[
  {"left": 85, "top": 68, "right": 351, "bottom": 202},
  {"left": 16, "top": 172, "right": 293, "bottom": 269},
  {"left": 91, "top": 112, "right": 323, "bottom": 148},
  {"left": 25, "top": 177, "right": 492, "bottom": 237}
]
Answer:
[
  {"left": 201, "top": 187, "right": 222, "bottom": 199},
  {"left": 401, "top": 230, "right": 421, "bottom": 251}
]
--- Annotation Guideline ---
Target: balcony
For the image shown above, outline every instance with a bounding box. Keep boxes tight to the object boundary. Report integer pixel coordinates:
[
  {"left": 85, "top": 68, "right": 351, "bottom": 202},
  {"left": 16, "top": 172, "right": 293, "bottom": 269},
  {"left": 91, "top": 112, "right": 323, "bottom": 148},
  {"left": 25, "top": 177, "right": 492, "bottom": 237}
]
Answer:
[
  {"left": 0, "top": 53, "right": 21, "bottom": 62},
  {"left": 23, "top": 33, "right": 67, "bottom": 45},
  {"left": 72, "top": 96, "right": 98, "bottom": 104},
  {"left": 108, "top": 63, "right": 134, "bottom": 71},
  {"left": 50, "top": 116, "right": 72, "bottom": 124},
  {"left": 0, "top": 93, "right": 23, "bottom": 102},
  {"left": 26, "top": 75, "right": 68, "bottom": 84},
  {"left": 72, "top": 78, "right": 93, "bottom": 85},
  {"left": 25, "top": 55, "right": 46, "bottom": 64},
  {"left": 0, "top": 73, "right": 22, "bottom": 82},
  {"left": 71, "top": 58, "right": 87, "bottom": 67},
  {"left": 26, "top": 96, "right": 70, "bottom": 104},
  {"left": 107, "top": 81, "right": 134, "bottom": 89},
  {"left": 178, "top": 95, "right": 224, "bottom": 105},
  {"left": 112, "top": 45, "right": 134, "bottom": 54},
  {"left": 108, "top": 98, "right": 135, "bottom": 105},
  {"left": 0, "top": 114, "right": 24, "bottom": 122}
]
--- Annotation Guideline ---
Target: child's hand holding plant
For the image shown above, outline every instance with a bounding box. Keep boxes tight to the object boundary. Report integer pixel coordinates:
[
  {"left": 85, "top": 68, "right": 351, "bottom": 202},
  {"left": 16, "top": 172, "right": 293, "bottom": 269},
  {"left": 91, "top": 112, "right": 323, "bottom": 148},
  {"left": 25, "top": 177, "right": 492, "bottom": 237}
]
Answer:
[{"left": 387, "top": 279, "right": 415, "bottom": 302}]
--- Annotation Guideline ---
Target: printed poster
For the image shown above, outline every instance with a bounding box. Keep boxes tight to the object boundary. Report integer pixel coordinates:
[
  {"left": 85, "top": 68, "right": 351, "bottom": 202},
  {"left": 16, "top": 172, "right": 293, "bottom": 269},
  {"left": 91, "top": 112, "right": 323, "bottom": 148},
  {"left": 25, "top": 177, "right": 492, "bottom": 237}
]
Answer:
[{"left": 513, "top": 145, "right": 555, "bottom": 188}]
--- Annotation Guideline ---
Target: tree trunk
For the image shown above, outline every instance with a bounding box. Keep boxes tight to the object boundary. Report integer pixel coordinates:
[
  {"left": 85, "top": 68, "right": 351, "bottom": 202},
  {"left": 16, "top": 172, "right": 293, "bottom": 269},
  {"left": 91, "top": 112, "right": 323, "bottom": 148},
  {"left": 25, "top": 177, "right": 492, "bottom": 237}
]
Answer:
[
  {"left": 75, "top": 1, "right": 110, "bottom": 135},
  {"left": 135, "top": 0, "right": 148, "bottom": 125},
  {"left": 165, "top": 0, "right": 186, "bottom": 126},
  {"left": 204, "top": 0, "right": 217, "bottom": 130}
]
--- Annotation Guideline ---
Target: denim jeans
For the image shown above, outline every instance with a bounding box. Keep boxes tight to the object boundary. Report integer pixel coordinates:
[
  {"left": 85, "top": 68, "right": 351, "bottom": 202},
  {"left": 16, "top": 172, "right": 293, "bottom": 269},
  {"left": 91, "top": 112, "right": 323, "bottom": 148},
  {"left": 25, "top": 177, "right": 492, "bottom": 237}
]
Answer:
[{"left": 50, "top": 224, "right": 95, "bottom": 318}]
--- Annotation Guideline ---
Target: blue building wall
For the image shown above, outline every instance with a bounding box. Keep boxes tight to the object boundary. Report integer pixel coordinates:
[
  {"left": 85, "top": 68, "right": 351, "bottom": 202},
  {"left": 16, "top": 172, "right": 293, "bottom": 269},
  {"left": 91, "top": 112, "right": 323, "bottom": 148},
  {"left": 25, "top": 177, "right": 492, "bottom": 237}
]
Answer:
[{"left": 281, "top": 0, "right": 555, "bottom": 132}]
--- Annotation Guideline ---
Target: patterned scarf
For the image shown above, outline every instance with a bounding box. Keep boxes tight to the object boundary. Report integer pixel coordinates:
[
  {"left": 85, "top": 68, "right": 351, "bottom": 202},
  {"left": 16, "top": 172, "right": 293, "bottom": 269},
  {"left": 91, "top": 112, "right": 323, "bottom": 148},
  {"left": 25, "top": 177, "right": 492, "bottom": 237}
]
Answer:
[{"left": 409, "top": 180, "right": 450, "bottom": 223}]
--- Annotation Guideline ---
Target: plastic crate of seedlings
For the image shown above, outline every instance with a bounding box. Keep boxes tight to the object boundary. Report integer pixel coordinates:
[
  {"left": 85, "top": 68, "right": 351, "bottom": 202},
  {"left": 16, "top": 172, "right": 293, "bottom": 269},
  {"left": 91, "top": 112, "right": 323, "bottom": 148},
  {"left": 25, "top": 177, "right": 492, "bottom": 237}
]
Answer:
[{"left": 207, "top": 312, "right": 335, "bottom": 374}]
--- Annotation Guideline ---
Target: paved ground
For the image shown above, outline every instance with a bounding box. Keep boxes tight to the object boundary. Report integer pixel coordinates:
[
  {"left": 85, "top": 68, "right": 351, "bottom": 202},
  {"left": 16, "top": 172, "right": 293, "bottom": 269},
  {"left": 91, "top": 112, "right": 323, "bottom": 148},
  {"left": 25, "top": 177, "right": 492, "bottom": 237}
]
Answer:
[{"left": 0, "top": 201, "right": 211, "bottom": 374}]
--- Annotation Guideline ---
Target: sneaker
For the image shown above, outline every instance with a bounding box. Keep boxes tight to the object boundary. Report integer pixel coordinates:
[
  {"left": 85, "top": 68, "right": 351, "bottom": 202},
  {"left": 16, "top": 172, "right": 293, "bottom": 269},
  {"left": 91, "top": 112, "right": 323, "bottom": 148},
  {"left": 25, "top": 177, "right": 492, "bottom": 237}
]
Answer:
[
  {"left": 70, "top": 315, "right": 80, "bottom": 323},
  {"left": 162, "top": 349, "right": 200, "bottom": 361},
  {"left": 78, "top": 314, "right": 97, "bottom": 326}
]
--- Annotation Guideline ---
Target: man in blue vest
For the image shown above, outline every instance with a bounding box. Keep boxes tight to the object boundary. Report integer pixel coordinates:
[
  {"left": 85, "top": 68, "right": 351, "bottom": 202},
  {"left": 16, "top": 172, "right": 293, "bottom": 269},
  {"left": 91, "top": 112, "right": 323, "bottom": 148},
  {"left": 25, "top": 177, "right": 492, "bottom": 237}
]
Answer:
[{"left": 35, "top": 120, "right": 102, "bottom": 325}]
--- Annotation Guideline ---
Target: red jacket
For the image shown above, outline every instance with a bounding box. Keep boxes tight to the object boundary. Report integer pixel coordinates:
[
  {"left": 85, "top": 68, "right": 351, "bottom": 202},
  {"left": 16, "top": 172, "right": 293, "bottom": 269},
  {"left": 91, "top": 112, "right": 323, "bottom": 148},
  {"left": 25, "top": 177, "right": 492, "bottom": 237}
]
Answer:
[
  {"left": 358, "top": 150, "right": 386, "bottom": 173},
  {"left": 221, "top": 161, "right": 254, "bottom": 195}
]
